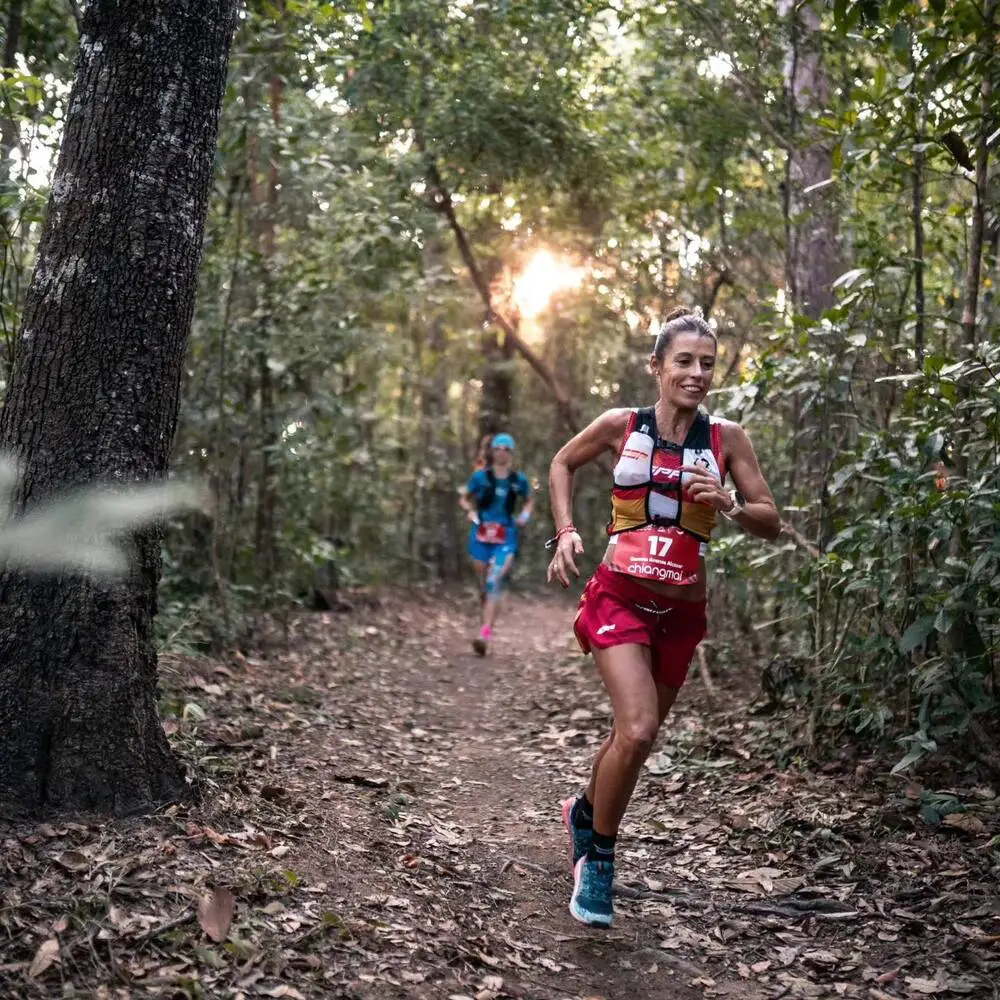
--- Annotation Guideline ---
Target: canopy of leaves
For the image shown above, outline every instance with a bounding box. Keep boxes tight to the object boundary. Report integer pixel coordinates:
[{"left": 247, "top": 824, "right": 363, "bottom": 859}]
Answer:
[{"left": 3, "top": 0, "right": 999, "bottom": 768}]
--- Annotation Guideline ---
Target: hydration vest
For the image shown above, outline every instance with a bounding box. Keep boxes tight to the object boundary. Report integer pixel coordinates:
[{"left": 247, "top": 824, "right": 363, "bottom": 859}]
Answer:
[
  {"left": 608, "top": 406, "right": 726, "bottom": 544},
  {"left": 478, "top": 468, "right": 528, "bottom": 520}
]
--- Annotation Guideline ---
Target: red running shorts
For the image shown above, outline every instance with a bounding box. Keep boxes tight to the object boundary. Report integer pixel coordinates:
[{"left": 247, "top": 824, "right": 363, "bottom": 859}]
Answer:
[{"left": 573, "top": 563, "right": 707, "bottom": 688}]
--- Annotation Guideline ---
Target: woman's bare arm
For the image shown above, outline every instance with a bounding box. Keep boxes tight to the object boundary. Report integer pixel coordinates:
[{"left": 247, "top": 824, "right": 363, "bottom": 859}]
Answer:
[
  {"left": 549, "top": 409, "right": 630, "bottom": 529},
  {"left": 547, "top": 408, "right": 630, "bottom": 585},
  {"left": 721, "top": 422, "right": 780, "bottom": 540}
]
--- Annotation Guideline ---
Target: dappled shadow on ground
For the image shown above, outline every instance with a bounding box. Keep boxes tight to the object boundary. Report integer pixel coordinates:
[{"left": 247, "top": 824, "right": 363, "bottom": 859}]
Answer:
[{"left": 1, "top": 587, "right": 998, "bottom": 999}]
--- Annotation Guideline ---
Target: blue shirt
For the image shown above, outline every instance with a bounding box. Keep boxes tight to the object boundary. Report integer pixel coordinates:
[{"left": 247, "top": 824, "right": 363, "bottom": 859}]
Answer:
[{"left": 466, "top": 469, "right": 530, "bottom": 527}]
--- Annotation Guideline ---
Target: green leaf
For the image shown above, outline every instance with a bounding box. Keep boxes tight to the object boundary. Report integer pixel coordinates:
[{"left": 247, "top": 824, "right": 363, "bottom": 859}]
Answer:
[
  {"left": 919, "top": 801, "right": 942, "bottom": 824},
  {"left": 891, "top": 743, "right": 928, "bottom": 775},
  {"left": 873, "top": 63, "right": 887, "bottom": 97},
  {"left": 971, "top": 551, "right": 996, "bottom": 579},
  {"left": 899, "top": 614, "right": 936, "bottom": 653},
  {"left": 833, "top": 267, "right": 869, "bottom": 290},
  {"left": 934, "top": 607, "right": 955, "bottom": 634},
  {"left": 830, "top": 464, "right": 856, "bottom": 495},
  {"left": 891, "top": 22, "right": 911, "bottom": 61},
  {"left": 833, "top": 0, "right": 850, "bottom": 33}
]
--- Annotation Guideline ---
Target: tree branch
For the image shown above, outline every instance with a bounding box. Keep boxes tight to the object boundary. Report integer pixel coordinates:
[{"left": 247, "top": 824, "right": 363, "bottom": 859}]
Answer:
[
  {"left": 66, "top": 0, "right": 82, "bottom": 32},
  {"left": 702, "top": 266, "right": 730, "bottom": 319},
  {"left": 424, "top": 160, "right": 582, "bottom": 435},
  {"left": 718, "top": 334, "right": 745, "bottom": 388},
  {"left": 780, "top": 519, "right": 820, "bottom": 558}
]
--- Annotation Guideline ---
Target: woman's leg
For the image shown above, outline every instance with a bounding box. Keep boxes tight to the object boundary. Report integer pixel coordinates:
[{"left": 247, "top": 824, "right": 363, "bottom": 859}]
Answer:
[
  {"left": 585, "top": 680, "right": 678, "bottom": 806},
  {"left": 471, "top": 558, "right": 488, "bottom": 600},
  {"left": 569, "top": 643, "right": 665, "bottom": 926},
  {"left": 482, "top": 544, "right": 515, "bottom": 629},
  {"left": 588, "top": 643, "right": 664, "bottom": 837}
]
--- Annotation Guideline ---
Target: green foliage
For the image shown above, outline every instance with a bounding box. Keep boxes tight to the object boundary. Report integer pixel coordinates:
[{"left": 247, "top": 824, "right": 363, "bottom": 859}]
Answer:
[{"left": 3, "top": 0, "right": 997, "bottom": 768}]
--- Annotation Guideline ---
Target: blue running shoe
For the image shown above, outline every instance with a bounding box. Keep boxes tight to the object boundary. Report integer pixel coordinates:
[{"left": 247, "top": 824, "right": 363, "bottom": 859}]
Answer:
[
  {"left": 561, "top": 797, "right": 592, "bottom": 867},
  {"left": 570, "top": 856, "right": 614, "bottom": 927}
]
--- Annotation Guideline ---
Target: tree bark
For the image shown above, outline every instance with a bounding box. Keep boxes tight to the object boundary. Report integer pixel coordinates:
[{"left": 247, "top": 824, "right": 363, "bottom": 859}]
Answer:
[
  {"left": 781, "top": 0, "right": 838, "bottom": 319},
  {"left": 909, "top": 44, "right": 926, "bottom": 368},
  {"left": 959, "top": 0, "right": 995, "bottom": 359},
  {"left": 0, "top": 0, "right": 239, "bottom": 814},
  {"left": 251, "top": 6, "right": 286, "bottom": 587},
  {"left": 420, "top": 233, "right": 462, "bottom": 579},
  {"left": 943, "top": 0, "right": 995, "bottom": 681},
  {"left": 781, "top": 0, "right": 840, "bottom": 557}
]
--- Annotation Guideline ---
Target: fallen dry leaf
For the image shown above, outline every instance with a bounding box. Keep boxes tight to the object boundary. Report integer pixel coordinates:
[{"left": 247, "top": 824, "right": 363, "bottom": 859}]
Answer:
[
  {"left": 54, "top": 850, "right": 90, "bottom": 872},
  {"left": 906, "top": 976, "right": 943, "bottom": 995},
  {"left": 197, "top": 887, "right": 235, "bottom": 943},
  {"left": 942, "top": 813, "right": 987, "bottom": 836},
  {"left": 28, "top": 938, "right": 59, "bottom": 979}
]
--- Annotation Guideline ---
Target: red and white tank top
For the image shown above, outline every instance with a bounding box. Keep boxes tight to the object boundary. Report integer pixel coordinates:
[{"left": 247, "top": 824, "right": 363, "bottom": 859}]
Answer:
[{"left": 606, "top": 407, "right": 726, "bottom": 586}]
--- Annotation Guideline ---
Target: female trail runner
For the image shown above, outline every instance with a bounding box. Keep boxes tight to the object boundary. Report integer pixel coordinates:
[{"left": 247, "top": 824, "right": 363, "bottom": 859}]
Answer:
[
  {"left": 459, "top": 432, "right": 534, "bottom": 655},
  {"left": 546, "top": 308, "right": 780, "bottom": 927}
]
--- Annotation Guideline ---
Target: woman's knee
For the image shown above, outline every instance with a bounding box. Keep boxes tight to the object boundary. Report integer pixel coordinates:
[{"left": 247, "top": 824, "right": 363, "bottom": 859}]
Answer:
[{"left": 615, "top": 714, "right": 658, "bottom": 761}]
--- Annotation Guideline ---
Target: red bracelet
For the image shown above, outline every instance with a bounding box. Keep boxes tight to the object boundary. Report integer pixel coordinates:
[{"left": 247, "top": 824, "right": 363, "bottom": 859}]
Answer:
[{"left": 545, "top": 524, "right": 579, "bottom": 550}]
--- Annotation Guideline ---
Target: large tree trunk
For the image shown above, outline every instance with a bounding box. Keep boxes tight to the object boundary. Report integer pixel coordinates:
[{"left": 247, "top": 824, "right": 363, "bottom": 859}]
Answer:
[
  {"left": 782, "top": 0, "right": 837, "bottom": 319},
  {"left": 0, "top": 0, "right": 239, "bottom": 814},
  {"left": 780, "top": 0, "right": 840, "bottom": 556}
]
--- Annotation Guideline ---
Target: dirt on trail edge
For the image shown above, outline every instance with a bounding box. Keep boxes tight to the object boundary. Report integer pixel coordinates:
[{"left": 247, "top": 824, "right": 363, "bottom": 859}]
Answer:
[{"left": 1, "top": 587, "right": 998, "bottom": 1000}]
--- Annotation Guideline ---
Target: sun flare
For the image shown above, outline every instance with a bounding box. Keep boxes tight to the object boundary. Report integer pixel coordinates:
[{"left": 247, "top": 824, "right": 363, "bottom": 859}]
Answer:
[{"left": 511, "top": 249, "right": 585, "bottom": 319}]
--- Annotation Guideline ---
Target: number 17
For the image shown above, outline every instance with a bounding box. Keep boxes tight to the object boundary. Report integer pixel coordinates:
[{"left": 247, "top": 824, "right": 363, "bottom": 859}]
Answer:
[{"left": 648, "top": 536, "right": 673, "bottom": 557}]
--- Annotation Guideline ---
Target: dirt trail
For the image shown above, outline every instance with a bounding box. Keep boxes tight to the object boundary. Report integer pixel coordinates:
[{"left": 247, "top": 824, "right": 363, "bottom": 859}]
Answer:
[
  {"left": 282, "top": 590, "right": 704, "bottom": 1000},
  {"left": 1, "top": 587, "right": 997, "bottom": 1000}
]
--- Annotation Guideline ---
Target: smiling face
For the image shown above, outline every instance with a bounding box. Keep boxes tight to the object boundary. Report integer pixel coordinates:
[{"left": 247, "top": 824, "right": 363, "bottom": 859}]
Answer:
[{"left": 650, "top": 331, "right": 717, "bottom": 409}]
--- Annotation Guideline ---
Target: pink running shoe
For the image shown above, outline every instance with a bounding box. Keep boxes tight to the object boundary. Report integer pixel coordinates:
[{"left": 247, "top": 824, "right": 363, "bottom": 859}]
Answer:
[{"left": 472, "top": 624, "right": 492, "bottom": 657}]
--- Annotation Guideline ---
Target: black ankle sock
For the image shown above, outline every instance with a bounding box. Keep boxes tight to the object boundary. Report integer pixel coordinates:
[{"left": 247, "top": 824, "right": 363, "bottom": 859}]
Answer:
[
  {"left": 587, "top": 829, "right": 616, "bottom": 863},
  {"left": 572, "top": 793, "right": 594, "bottom": 829}
]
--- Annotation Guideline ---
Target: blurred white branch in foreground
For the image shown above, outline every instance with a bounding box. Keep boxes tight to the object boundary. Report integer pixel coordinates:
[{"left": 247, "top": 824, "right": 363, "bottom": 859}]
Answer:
[{"left": 0, "top": 458, "right": 204, "bottom": 578}]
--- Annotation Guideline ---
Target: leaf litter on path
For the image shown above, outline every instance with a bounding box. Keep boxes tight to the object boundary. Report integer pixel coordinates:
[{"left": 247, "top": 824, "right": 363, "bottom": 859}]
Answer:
[{"left": 1, "top": 584, "right": 998, "bottom": 999}]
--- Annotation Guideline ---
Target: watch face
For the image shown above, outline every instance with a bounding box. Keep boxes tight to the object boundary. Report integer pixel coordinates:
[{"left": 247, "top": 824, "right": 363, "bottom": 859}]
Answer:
[{"left": 734, "top": 490, "right": 746, "bottom": 506}]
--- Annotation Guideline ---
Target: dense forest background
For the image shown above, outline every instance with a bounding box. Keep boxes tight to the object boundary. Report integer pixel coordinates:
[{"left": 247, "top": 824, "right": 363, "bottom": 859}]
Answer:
[{"left": 2, "top": 0, "right": 997, "bottom": 773}]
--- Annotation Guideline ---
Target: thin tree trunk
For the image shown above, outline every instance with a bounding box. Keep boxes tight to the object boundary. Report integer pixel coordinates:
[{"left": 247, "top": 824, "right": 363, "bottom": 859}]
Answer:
[
  {"left": 0, "top": 0, "right": 239, "bottom": 814},
  {"left": 251, "top": 14, "right": 285, "bottom": 587},
  {"left": 0, "top": 0, "right": 26, "bottom": 377},
  {"left": 421, "top": 233, "right": 461, "bottom": 578},
  {"left": 944, "top": 0, "right": 995, "bottom": 680},
  {"left": 910, "top": 45, "right": 926, "bottom": 367},
  {"left": 209, "top": 172, "right": 248, "bottom": 635},
  {"left": 959, "top": 4, "right": 994, "bottom": 360},
  {"left": 0, "top": 0, "right": 24, "bottom": 192}
]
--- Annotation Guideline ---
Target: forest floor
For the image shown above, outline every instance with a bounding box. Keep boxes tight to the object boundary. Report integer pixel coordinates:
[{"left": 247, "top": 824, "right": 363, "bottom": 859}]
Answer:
[{"left": 1, "top": 586, "right": 999, "bottom": 1000}]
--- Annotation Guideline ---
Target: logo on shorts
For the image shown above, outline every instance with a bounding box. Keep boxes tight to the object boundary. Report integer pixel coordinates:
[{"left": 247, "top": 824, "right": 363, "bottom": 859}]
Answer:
[{"left": 596, "top": 624, "right": 617, "bottom": 635}]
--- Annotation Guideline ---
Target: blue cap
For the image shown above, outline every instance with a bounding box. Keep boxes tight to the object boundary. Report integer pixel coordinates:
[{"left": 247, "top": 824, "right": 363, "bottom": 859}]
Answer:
[{"left": 492, "top": 433, "right": 516, "bottom": 450}]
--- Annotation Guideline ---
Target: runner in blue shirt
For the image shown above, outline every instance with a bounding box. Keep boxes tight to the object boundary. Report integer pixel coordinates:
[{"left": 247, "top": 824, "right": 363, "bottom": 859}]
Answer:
[{"left": 459, "top": 433, "right": 534, "bottom": 655}]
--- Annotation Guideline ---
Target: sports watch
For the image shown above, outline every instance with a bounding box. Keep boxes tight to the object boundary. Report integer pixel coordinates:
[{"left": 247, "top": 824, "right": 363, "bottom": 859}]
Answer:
[{"left": 722, "top": 489, "right": 746, "bottom": 519}]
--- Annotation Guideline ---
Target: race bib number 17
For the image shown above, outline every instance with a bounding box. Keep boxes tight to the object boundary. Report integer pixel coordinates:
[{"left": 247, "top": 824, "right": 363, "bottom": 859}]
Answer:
[{"left": 609, "top": 527, "right": 701, "bottom": 585}]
